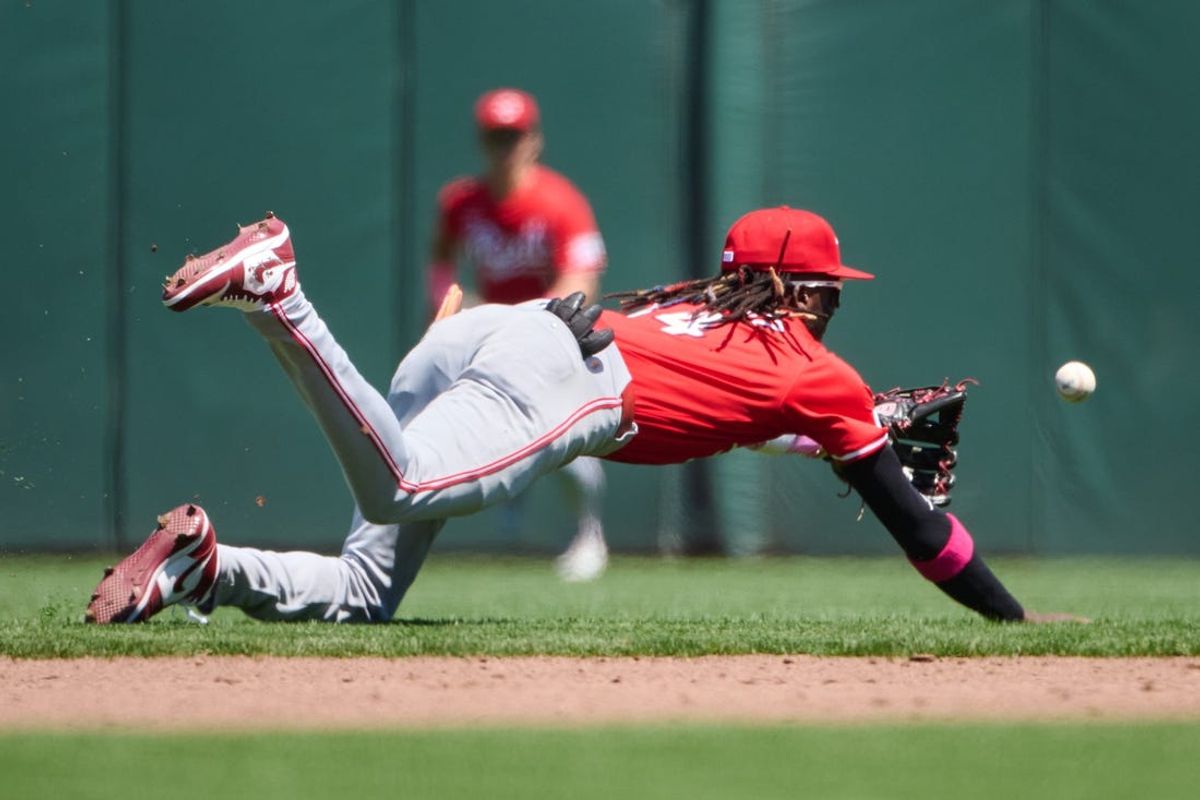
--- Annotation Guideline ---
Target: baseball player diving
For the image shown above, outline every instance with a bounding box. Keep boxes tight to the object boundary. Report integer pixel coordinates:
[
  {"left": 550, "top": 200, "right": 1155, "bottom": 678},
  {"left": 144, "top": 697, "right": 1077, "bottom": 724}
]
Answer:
[
  {"left": 86, "top": 206, "right": 1080, "bottom": 624},
  {"left": 429, "top": 88, "right": 610, "bottom": 581}
]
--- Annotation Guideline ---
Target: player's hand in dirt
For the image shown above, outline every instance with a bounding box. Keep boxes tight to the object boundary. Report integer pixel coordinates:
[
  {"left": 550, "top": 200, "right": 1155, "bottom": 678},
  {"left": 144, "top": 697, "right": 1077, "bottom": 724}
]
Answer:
[
  {"left": 544, "top": 291, "right": 614, "bottom": 358},
  {"left": 1023, "top": 611, "right": 1092, "bottom": 624}
]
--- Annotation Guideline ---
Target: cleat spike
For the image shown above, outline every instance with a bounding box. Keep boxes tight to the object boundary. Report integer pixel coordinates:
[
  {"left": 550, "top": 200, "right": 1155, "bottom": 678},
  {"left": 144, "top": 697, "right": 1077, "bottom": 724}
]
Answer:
[
  {"left": 186, "top": 505, "right": 197, "bottom": 516},
  {"left": 84, "top": 611, "right": 96, "bottom": 623},
  {"left": 157, "top": 514, "right": 169, "bottom": 528},
  {"left": 90, "top": 592, "right": 100, "bottom": 601},
  {"left": 265, "top": 210, "right": 275, "bottom": 219},
  {"left": 104, "top": 566, "right": 114, "bottom": 576},
  {"left": 185, "top": 253, "right": 195, "bottom": 261}
]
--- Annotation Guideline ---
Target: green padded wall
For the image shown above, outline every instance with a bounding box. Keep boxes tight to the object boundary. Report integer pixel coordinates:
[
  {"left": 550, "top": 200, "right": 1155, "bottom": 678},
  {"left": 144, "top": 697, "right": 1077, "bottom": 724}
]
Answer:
[
  {"left": 117, "top": 0, "right": 402, "bottom": 551},
  {"left": 1, "top": 0, "right": 680, "bottom": 554},
  {"left": 709, "top": 0, "right": 1037, "bottom": 554},
  {"left": 708, "top": 0, "right": 1200, "bottom": 555},
  {"left": 1037, "top": 0, "right": 1200, "bottom": 553},
  {"left": 1, "top": 2, "right": 113, "bottom": 549},
  {"left": 4, "top": 1, "right": 1199, "bottom": 555}
]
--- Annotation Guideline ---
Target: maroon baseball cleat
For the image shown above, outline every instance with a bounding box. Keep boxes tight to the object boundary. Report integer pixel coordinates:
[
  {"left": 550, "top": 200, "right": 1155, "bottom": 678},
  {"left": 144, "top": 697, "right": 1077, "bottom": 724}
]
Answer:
[
  {"left": 162, "top": 212, "right": 297, "bottom": 312},
  {"left": 85, "top": 504, "right": 219, "bottom": 624}
]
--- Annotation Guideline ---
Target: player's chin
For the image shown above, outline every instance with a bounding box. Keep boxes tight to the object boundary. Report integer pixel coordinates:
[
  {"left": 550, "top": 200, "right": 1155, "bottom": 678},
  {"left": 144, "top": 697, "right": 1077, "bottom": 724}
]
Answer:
[{"left": 801, "top": 315, "right": 829, "bottom": 341}]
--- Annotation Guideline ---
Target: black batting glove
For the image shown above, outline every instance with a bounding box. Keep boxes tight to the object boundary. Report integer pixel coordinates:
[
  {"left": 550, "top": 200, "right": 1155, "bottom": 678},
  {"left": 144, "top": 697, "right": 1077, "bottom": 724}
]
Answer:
[{"left": 544, "top": 291, "right": 614, "bottom": 358}]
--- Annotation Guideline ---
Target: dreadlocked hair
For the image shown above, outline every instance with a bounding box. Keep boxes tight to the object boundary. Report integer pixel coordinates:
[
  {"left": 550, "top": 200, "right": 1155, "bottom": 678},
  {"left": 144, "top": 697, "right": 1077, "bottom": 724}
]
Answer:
[{"left": 607, "top": 265, "right": 818, "bottom": 328}]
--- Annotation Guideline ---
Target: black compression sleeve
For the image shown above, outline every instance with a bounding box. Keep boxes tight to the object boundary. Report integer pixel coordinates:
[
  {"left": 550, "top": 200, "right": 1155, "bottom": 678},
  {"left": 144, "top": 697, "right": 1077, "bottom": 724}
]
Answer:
[
  {"left": 936, "top": 556, "right": 1025, "bottom": 621},
  {"left": 838, "top": 447, "right": 1025, "bottom": 621},
  {"left": 838, "top": 446, "right": 950, "bottom": 560}
]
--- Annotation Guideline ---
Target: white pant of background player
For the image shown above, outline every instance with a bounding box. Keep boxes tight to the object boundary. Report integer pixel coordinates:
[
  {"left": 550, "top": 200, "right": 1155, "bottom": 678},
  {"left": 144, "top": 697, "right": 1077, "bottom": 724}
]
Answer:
[
  {"left": 525, "top": 454, "right": 609, "bottom": 582},
  {"left": 213, "top": 294, "right": 632, "bottom": 621}
]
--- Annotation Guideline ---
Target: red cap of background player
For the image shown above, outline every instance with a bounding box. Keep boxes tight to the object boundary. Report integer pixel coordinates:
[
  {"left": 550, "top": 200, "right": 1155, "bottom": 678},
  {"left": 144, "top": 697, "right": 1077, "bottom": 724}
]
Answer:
[
  {"left": 721, "top": 206, "right": 874, "bottom": 280},
  {"left": 475, "top": 88, "right": 540, "bottom": 132}
]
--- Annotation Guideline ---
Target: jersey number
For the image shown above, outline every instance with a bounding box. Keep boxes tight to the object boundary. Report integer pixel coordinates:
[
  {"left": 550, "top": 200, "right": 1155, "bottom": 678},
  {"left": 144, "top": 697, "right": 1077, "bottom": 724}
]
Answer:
[
  {"left": 653, "top": 310, "right": 783, "bottom": 337},
  {"left": 654, "top": 311, "right": 722, "bottom": 337}
]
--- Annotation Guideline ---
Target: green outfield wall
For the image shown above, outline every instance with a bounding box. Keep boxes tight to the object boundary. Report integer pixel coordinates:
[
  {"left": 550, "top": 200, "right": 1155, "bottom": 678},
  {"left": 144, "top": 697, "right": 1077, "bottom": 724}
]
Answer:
[{"left": 3, "top": 1, "right": 1197, "bottom": 555}]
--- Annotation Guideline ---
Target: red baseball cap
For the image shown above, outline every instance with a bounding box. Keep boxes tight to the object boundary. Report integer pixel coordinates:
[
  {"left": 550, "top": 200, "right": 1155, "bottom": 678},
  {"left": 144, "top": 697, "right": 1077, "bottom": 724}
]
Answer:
[
  {"left": 721, "top": 207, "right": 874, "bottom": 280},
  {"left": 475, "top": 88, "right": 540, "bottom": 132}
]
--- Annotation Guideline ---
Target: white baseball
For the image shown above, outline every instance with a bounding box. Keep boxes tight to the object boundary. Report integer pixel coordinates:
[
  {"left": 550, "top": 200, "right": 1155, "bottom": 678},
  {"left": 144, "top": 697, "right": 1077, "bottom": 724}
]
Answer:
[{"left": 1055, "top": 361, "right": 1096, "bottom": 403}]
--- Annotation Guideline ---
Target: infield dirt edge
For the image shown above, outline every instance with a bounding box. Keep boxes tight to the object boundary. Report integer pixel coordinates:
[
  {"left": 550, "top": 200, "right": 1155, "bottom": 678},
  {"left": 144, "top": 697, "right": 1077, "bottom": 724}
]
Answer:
[{"left": 4, "top": 655, "right": 1200, "bottom": 730}]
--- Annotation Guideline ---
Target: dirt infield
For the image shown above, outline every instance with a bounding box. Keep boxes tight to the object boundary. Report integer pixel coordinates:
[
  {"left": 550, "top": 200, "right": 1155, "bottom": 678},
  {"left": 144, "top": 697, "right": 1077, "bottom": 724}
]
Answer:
[{"left": 3, "top": 656, "right": 1199, "bottom": 730}]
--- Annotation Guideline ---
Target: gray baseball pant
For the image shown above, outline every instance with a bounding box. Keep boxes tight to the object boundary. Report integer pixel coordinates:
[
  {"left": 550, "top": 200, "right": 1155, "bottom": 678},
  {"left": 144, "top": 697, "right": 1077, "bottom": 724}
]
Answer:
[{"left": 209, "top": 290, "right": 633, "bottom": 622}]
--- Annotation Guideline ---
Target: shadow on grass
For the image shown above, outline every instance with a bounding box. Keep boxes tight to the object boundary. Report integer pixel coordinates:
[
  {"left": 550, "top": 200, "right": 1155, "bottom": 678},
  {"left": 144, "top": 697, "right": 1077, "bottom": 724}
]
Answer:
[{"left": 389, "top": 617, "right": 518, "bottom": 627}]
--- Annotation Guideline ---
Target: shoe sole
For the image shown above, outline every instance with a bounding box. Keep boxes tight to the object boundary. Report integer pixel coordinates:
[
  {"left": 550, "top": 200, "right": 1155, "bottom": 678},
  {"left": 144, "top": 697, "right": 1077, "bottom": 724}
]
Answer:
[
  {"left": 162, "top": 223, "right": 291, "bottom": 312},
  {"left": 85, "top": 504, "right": 214, "bottom": 624}
]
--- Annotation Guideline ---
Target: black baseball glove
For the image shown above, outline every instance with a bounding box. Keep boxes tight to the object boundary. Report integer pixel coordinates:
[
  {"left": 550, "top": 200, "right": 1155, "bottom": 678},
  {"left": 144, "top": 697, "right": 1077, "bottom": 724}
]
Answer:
[
  {"left": 544, "top": 292, "right": 614, "bottom": 358},
  {"left": 872, "top": 379, "right": 977, "bottom": 507}
]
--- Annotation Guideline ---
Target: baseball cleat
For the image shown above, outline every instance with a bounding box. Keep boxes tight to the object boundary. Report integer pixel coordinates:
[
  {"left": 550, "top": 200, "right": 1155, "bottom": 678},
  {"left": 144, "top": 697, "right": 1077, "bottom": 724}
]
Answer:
[
  {"left": 85, "top": 504, "right": 219, "bottom": 624},
  {"left": 555, "top": 524, "right": 608, "bottom": 583},
  {"left": 162, "top": 212, "right": 297, "bottom": 312}
]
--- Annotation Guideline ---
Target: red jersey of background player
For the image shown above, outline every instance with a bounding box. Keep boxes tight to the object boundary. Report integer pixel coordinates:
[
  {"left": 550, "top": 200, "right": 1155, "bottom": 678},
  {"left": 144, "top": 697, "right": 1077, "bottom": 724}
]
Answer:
[
  {"left": 599, "top": 302, "right": 888, "bottom": 465},
  {"left": 437, "top": 165, "right": 606, "bottom": 304}
]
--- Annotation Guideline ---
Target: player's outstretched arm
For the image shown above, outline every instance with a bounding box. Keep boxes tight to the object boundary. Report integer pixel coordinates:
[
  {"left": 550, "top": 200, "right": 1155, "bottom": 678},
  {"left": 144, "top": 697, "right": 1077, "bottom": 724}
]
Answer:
[{"left": 838, "top": 446, "right": 1028, "bottom": 621}]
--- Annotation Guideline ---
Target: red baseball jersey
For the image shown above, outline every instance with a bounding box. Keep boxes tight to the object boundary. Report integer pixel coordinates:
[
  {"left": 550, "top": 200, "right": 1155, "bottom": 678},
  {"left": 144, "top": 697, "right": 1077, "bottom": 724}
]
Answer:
[
  {"left": 598, "top": 303, "right": 888, "bottom": 465},
  {"left": 437, "top": 165, "right": 606, "bottom": 304}
]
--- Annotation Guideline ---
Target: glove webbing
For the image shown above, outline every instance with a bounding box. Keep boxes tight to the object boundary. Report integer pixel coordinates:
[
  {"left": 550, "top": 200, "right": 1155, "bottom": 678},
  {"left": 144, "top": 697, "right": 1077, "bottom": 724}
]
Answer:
[{"left": 874, "top": 379, "right": 976, "bottom": 507}]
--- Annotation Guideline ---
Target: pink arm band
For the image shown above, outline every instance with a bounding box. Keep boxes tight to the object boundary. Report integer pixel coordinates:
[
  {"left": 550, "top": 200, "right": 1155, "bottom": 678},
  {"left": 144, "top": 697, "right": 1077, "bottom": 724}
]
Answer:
[{"left": 909, "top": 513, "right": 975, "bottom": 583}]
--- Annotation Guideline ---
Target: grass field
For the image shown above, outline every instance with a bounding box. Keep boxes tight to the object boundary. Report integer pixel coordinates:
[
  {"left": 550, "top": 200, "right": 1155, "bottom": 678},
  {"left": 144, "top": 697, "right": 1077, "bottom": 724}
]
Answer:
[
  {"left": 3, "top": 554, "right": 1199, "bottom": 799},
  {"left": 3, "top": 723, "right": 1200, "bottom": 800},
  {"left": 1, "top": 554, "right": 1197, "bottom": 657}
]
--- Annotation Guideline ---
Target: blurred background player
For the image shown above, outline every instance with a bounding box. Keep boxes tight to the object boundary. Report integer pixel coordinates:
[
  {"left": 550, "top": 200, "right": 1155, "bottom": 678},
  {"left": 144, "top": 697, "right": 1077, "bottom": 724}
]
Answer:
[{"left": 427, "top": 88, "right": 610, "bottom": 581}]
